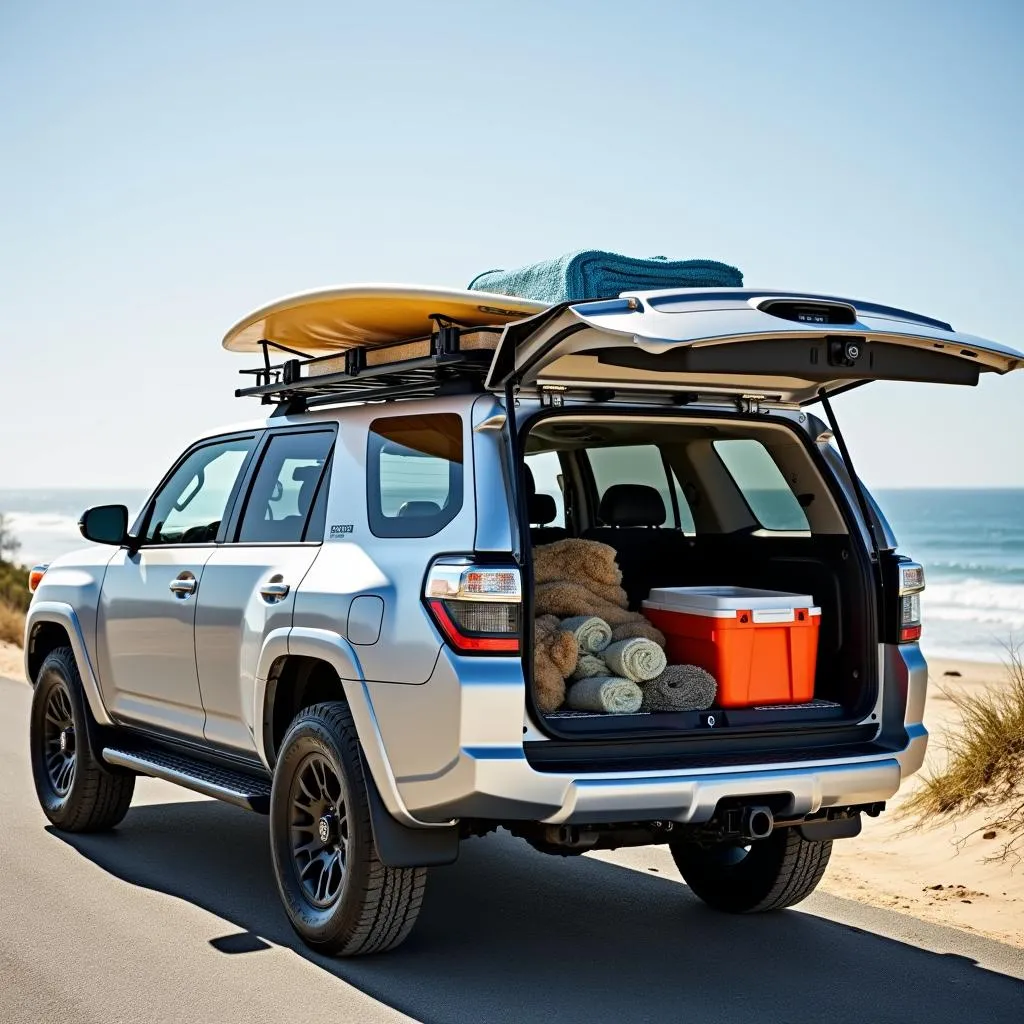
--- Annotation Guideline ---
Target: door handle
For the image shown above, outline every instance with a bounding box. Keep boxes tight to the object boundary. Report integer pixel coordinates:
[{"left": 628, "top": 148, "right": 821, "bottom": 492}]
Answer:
[
  {"left": 169, "top": 574, "right": 197, "bottom": 597},
  {"left": 260, "top": 582, "right": 291, "bottom": 602}
]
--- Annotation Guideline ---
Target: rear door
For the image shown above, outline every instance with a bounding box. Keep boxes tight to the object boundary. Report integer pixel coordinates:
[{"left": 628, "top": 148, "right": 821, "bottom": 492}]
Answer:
[
  {"left": 487, "top": 289, "right": 1022, "bottom": 404},
  {"left": 193, "top": 425, "right": 336, "bottom": 754}
]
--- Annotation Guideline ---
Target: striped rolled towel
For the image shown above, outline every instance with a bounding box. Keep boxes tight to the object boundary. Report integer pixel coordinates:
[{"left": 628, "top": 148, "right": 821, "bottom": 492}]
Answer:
[
  {"left": 567, "top": 676, "right": 643, "bottom": 715},
  {"left": 560, "top": 615, "right": 613, "bottom": 654},
  {"left": 641, "top": 665, "right": 717, "bottom": 712},
  {"left": 571, "top": 653, "right": 609, "bottom": 681},
  {"left": 602, "top": 637, "right": 667, "bottom": 682}
]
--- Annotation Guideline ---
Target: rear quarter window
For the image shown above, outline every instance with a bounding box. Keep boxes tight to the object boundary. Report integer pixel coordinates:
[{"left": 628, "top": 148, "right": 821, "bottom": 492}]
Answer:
[
  {"left": 713, "top": 439, "right": 810, "bottom": 532},
  {"left": 367, "top": 413, "right": 464, "bottom": 538}
]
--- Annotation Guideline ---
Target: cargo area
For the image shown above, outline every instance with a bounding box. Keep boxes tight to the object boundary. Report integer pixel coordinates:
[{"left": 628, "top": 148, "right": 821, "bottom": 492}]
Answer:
[{"left": 520, "top": 411, "right": 879, "bottom": 748}]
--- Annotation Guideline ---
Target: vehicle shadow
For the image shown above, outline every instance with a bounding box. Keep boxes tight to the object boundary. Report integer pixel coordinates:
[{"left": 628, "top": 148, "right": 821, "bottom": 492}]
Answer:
[{"left": 52, "top": 799, "right": 1023, "bottom": 1024}]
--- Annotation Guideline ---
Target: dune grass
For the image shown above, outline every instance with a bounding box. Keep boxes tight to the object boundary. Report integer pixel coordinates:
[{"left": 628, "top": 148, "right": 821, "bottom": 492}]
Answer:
[
  {"left": 0, "top": 600, "right": 25, "bottom": 647},
  {"left": 905, "top": 645, "right": 1024, "bottom": 860}
]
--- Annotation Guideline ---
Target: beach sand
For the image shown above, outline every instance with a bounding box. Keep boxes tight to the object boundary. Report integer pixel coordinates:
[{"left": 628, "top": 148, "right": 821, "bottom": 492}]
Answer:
[
  {"left": 824, "top": 656, "right": 1024, "bottom": 947},
  {"left": 1, "top": 641, "right": 1020, "bottom": 944}
]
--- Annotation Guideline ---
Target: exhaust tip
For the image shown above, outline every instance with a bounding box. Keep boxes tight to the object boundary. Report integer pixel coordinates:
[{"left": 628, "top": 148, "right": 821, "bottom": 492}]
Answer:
[{"left": 743, "top": 806, "right": 774, "bottom": 840}]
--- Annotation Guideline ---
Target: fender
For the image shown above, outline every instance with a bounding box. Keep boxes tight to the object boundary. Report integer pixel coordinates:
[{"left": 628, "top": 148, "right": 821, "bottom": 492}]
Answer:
[
  {"left": 25, "top": 601, "right": 114, "bottom": 726},
  {"left": 254, "top": 626, "right": 454, "bottom": 833}
]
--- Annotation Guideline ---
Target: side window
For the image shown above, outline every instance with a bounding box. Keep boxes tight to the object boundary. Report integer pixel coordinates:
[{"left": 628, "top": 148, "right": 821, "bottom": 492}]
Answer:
[
  {"left": 713, "top": 439, "right": 810, "bottom": 531},
  {"left": 143, "top": 437, "right": 254, "bottom": 545},
  {"left": 367, "top": 413, "right": 463, "bottom": 538},
  {"left": 237, "top": 429, "right": 335, "bottom": 543},
  {"left": 586, "top": 444, "right": 695, "bottom": 532},
  {"left": 525, "top": 451, "right": 566, "bottom": 527}
]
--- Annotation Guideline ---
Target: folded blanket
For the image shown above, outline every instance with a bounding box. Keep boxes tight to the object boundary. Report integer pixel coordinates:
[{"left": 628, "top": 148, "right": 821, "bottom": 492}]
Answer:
[
  {"left": 468, "top": 251, "right": 743, "bottom": 304},
  {"left": 602, "top": 638, "right": 667, "bottom": 682},
  {"left": 570, "top": 653, "right": 608, "bottom": 682},
  {"left": 567, "top": 676, "right": 643, "bottom": 715},
  {"left": 641, "top": 665, "right": 718, "bottom": 712},
  {"left": 560, "top": 615, "right": 612, "bottom": 654}
]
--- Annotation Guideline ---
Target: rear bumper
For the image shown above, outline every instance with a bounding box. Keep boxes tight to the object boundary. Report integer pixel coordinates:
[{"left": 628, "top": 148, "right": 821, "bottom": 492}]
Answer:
[{"left": 361, "top": 643, "right": 929, "bottom": 828}]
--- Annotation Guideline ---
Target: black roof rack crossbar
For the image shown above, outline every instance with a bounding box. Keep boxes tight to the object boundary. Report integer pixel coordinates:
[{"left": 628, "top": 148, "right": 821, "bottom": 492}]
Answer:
[{"left": 235, "top": 324, "right": 501, "bottom": 407}]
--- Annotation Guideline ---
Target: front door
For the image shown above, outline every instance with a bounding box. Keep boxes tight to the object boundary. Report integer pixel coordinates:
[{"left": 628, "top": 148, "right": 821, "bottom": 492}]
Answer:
[
  {"left": 96, "top": 435, "right": 257, "bottom": 738},
  {"left": 195, "top": 426, "right": 335, "bottom": 753}
]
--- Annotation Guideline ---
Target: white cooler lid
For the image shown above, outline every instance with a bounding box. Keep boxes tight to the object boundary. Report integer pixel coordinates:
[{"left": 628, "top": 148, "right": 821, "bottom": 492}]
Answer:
[{"left": 643, "top": 586, "right": 819, "bottom": 619}]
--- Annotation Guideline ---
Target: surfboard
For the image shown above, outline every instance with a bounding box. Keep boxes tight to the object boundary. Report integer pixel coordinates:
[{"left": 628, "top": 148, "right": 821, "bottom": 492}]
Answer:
[{"left": 222, "top": 284, "right": 549, "bottom": 355}]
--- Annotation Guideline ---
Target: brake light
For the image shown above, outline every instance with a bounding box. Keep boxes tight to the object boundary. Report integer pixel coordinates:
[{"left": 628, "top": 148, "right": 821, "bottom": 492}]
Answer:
[
  {"left": 28, "top": 564, "right": 48, "bottom": 593},
  {"left": 898, "top": 562, "right": 925, "bottom": 643},
  {"left": 425, "top": 561, "right": 522, "bottom": 655}
]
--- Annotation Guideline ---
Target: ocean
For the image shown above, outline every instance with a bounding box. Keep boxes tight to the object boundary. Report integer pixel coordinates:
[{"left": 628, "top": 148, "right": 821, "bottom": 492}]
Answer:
[{"left": 1, "top": 487, "right": 1021, "bottom": 664}]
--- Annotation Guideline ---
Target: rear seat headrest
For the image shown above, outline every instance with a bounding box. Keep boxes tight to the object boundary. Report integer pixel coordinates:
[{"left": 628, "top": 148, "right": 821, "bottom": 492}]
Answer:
[
  {"left": 398, "top": 500, "right": 441, "bottom": 518},
  {"left": 599, "top": 484, "right": 666, "bottom": 528},
  {"left": 529, "top": 492, "right": 557, "bottom": 526}
]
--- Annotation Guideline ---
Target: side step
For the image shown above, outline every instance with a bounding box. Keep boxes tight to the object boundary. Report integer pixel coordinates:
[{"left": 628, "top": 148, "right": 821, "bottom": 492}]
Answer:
[{"left": 102, "top": 746, "right": 273, "bottom": 813}]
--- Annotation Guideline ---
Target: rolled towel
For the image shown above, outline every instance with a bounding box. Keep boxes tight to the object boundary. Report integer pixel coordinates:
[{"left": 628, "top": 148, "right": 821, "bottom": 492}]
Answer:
[
  {"left": 570, "top": 653, "right": 608, "bottom": 682},
  {"left": 602, "top": 637, "right": 667, "bottom": 682},
  {"left": 641, "top": 665, "right": 718, "bottom": 712},
  {"left": 560, "top": 615, "right": 612, "bottom": 654},
  {"left": 567, "top": 676, "right": 643, "bottom": 715}
]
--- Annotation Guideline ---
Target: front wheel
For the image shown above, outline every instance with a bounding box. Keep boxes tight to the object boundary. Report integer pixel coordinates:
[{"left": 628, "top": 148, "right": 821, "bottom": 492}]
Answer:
[
  {"left": 671, "top": 828, "right": 832, "bottom": 913},
  {"left": 269, "top": 701, "right": 427, "bottom": 956},
  {"left": 29, "top": 647, "right": 135, "bottom": 832}
]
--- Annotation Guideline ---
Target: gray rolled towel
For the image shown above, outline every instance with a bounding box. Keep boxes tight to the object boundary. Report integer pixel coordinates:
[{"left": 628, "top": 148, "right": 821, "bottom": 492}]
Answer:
[
  {"left": 560, "top": 615, "right": 613, "bottom": 653},
  {"left": 567, "top": 676, "right": 643, "bottom": 714},
  {"left": 570, "top": 653, "right": 608, "bottom": 682},
  {"left": 602, "top": 637, "right": 667, "bottom": 682},
  {"left": 641, "top": 665, "right": 718, "bottom": 712}
]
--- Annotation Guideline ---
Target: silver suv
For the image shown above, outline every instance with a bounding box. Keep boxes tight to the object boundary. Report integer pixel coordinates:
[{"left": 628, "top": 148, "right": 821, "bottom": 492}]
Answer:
[{"left": 24, "top": 286, "right": 1022, "bottom": 956}]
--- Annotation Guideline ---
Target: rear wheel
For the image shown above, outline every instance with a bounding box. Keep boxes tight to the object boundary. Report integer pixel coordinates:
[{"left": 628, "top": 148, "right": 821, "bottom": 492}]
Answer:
[
  {"left": 29, "top": 647, "right": 135, "bottom": 832},
  {"left": 269, "top": 701, "right": 427, "bottom": 956},
  {"left": 671, "top": 828, "right": 832, "bottom": 913}
]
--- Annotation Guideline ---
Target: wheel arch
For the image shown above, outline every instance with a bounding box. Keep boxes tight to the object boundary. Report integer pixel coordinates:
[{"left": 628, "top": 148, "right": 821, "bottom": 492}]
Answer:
[{"left": 25, "top": 602, "right": 113, "bottom": 726}]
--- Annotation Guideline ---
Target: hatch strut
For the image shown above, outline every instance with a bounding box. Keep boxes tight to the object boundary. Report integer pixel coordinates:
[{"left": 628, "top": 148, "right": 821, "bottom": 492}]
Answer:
[{"left": 817, "top": 389, "right": 885, "bottom": 572}]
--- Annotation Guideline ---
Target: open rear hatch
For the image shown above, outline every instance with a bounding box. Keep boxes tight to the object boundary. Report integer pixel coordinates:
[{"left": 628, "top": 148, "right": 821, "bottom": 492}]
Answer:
[
  {"left": 491, "top": 289, "right": 1022, "bottom": 760},
  {"left": 487, "top": 288, "right": 1022, "bottom": 403}
]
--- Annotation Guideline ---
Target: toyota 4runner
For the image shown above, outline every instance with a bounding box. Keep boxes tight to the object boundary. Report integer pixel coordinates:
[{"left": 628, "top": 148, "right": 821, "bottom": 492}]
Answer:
[{"left": 24, "top": 285, "right": 1023, "bottom": 955}]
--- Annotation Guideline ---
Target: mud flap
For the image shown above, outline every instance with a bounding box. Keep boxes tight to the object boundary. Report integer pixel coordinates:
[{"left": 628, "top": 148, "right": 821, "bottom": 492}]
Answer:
[
  {"left": 360, "top": 753, "right": 460, "bottom": 867},
  {"left": 798, "top": 814, "right": 863, "bottom": 842}
]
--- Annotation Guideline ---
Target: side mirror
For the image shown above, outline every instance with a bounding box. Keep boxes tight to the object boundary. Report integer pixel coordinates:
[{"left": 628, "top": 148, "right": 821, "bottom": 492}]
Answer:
[{"left": 79, "top": 504, "right": 130, "bottom": 546}]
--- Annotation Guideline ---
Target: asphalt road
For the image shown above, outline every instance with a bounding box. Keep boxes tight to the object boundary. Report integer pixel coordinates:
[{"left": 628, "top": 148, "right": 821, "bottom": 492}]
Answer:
[{"left": 2, "top": 673, "right": 1022, "bottom": 1024}]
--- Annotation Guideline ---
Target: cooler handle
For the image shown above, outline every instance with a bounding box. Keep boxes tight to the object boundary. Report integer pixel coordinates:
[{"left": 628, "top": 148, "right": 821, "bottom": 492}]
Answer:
[{"left": 750, "top": 608, "right": 796, "bottom": 624}]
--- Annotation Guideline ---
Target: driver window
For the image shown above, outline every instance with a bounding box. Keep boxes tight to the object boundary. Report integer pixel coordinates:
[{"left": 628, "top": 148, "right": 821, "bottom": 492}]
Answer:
[{"left": 143, "top": 437, "right": 254, "bottom": 545}]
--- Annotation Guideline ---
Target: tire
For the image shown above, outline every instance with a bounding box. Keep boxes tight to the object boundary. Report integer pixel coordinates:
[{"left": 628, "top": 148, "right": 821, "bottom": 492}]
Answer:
[
  {"left": 269, "top": 701, "right": 427, "bottom": 956},
  {"left": 671, "top": 828, "right": 832, "bottom": 913},
  {"left": 29, "top": 647, "right": 135, "bottom": 832}
]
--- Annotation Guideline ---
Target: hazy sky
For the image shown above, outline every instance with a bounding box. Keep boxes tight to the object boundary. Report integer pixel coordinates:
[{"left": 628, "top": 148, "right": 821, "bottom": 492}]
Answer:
[{"left": 1, "top": 1, "right": 1021, "bottom": 491}]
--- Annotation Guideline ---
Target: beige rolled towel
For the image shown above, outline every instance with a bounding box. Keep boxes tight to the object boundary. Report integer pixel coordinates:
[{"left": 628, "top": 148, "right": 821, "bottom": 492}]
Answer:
[
  {"left": 641, "top": 665, "right": 717, "bottom": 712},
  {"left": 610, "top": 618, "right": 667, "bottom": 649},
  {"left": 570, "top": 653, "right": 608, "bottom": 682},
  {"left": 602, "top": 637, "right": 667, "bottom": 682},
  {"left": 560, "top": 615, "right": 613, "bottom": 653},
  {"left": 567, "top": 676, "right": 643, "bottom": 715}
]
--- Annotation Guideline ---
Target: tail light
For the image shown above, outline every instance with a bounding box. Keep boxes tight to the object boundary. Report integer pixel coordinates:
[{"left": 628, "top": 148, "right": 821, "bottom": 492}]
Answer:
[
  {"left": 424, "top": 560, "right": 522, "bottom": 654},
  {"left": 28, "top": 564, "right": 48, "bottom": 593},
  {"left": 897, "top": 561, "right": 925, "bottom": 643}
]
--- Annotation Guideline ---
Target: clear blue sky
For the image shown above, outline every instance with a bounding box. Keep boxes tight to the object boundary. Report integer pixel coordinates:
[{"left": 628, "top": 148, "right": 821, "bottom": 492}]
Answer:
[{"left": 1, "top": 0, "right": 1021, "bottom": 490}]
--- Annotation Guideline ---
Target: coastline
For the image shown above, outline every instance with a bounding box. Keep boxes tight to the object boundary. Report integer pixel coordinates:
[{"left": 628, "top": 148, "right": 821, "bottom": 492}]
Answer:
[{"left": 1, "top": 641, "right": 1019, "bottom": 944}]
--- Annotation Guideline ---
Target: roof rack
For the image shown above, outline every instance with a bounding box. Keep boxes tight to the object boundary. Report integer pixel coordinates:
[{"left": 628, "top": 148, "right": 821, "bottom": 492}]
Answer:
[{"left": 235, "top": 317, "right": 501, "bottom": 411}]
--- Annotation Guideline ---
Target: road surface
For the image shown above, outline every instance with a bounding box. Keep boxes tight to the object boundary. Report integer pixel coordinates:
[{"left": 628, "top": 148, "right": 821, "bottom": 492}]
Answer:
[{"left": 1, "top": 672, "right": 1022, "bottom": 1023}]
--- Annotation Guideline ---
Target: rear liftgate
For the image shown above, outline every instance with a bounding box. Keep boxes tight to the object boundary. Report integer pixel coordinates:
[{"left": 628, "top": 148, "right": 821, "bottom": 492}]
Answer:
[{"left": 488, "top": 288, "right": 1023, "bottom": 743}]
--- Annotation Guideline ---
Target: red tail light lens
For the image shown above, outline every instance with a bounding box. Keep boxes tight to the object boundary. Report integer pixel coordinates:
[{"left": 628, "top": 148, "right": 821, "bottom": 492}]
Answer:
[
  {"left": 425, "top": 561, "right": 522, "bottom": 655},
  {"left": 898, "top": 562, "right": 925, "bottom": 643}
]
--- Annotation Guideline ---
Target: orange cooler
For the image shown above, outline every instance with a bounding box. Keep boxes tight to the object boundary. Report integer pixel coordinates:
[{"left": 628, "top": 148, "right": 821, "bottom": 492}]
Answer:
[{"left": 642, "top": 587, "right": 821, "bottom": 708}]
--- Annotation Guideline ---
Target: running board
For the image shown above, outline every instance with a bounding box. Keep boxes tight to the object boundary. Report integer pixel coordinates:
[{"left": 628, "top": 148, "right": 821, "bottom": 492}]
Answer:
[{"left": 102, "top": 746, "right": 273, "bottom": 813}]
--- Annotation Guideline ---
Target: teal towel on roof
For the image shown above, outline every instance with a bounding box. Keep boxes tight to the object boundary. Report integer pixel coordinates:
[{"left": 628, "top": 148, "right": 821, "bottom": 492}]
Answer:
[{"left": 467, "top": 251, "right": 742, "bottom": 304}]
